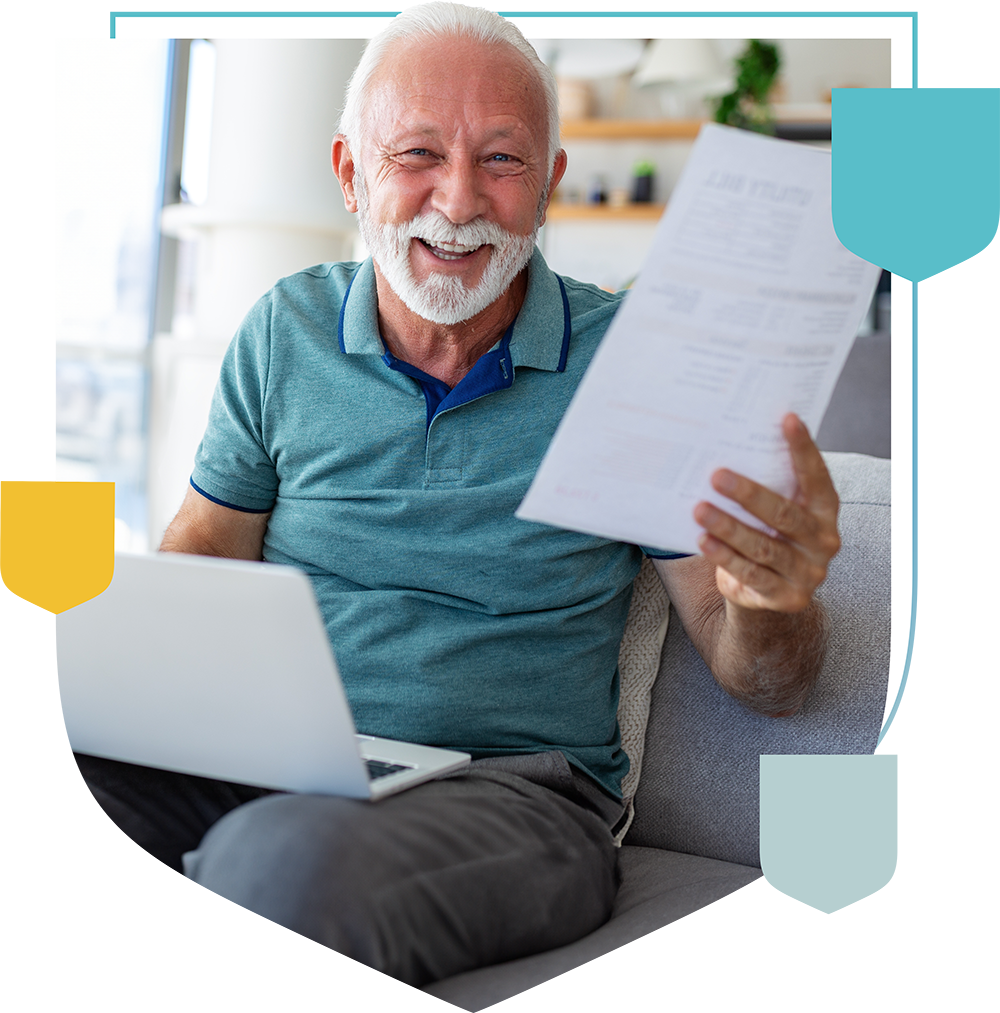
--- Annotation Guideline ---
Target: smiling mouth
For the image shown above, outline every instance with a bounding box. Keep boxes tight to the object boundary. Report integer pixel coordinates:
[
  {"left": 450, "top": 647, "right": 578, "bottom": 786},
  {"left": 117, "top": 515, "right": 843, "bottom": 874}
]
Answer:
[{"left": 416, "top": 238, "right": 485, "bottom": 261}]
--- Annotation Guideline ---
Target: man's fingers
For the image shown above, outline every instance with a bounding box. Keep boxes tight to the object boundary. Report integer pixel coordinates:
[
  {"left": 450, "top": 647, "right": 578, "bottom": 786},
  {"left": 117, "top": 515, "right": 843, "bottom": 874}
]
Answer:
[
  {"left": 695, "top": 501, "right": 793, "bottom": 569},
  {"left": 697, "top": 532, "right": 814, "bottom": 612},
  {"left": 782, "top": 413, "right": 839, "bottom": 514},
  {"left": 709, "top": 469, "right": 820, "bottom": 547},
  {"left": 694, "top": 501, "right": 827, "bottom": 589},
  {"left": 692, "top": 415, "right": 841, "bottom": 613}
]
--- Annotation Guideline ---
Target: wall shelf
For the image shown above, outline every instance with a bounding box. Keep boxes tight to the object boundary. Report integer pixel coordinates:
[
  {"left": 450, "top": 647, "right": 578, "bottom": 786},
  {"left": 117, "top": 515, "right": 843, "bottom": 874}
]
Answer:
[
  {"left": 560, "top": 111, "right": 832, "bottom": 143},
  {"left": 560, "top": 119, "right": 704, "bottom": 141},
  {"left": 546, "top": 203, "right": 666, "bottom": 222}
]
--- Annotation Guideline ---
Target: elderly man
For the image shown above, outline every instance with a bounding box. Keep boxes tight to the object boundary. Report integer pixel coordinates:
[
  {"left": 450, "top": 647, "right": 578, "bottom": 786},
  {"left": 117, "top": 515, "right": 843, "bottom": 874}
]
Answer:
[{"left": 77, "top": 3, "right": 838, "bottom": 987}]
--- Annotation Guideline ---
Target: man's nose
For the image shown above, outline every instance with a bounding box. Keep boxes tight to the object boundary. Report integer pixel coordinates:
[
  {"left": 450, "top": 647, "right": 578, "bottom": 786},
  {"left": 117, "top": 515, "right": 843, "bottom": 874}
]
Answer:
[{"left": 431, "top": 159, "right": 488, "bottom": 224}]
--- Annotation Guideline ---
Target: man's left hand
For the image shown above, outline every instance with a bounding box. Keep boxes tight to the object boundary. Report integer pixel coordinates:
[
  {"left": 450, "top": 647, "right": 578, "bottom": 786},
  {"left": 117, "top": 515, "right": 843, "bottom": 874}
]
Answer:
[{"left": 692, "top": 413, "right": 840, "bottom": 614}]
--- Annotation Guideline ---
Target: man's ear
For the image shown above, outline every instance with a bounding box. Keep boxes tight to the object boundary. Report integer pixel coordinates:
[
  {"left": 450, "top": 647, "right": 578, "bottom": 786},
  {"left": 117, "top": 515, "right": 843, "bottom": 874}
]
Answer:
[
  {"left": 538, "top": 149, "right": 568, "bottom": 227},
  {"left": 331, "top": 135, "right": 358, "bottom": 213}
]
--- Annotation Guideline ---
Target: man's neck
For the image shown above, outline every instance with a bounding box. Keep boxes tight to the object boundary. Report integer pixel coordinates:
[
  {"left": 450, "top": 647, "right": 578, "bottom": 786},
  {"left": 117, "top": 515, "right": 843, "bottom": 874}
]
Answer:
[{"left": 372, "top": 264, "right": 528, "bottom": 389}]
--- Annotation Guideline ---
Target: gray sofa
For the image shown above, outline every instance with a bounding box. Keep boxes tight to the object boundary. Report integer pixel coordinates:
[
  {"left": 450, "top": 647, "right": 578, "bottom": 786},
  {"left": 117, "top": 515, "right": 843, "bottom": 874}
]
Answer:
[
  {"left": 425, "top": 451, "right": 891, "bottom": 1010},
  {"left": 13, "top": 453, "right": 891, "bottom": 1013}
]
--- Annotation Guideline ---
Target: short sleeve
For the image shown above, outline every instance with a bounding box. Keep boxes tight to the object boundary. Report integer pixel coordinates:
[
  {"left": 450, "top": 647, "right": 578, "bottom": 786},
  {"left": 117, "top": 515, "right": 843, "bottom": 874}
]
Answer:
[
  {"left": 190, "top": 294, "right": 279, "bottom": 512},
  {"left": 639, "top": 545, "right": 692, "bottom": 560}
]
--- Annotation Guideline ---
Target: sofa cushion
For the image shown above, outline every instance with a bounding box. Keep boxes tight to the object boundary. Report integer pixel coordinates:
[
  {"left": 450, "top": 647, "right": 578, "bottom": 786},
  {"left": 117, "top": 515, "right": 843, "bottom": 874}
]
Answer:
[
  {"left": 614, "top": 557, "right": 671, "bottom": 840},
  {"left": 417, "top": 846, "right": 761, "bottom": 1013},
  {"left": 627, "top": 452, "right": 891, "bottom": 867}
]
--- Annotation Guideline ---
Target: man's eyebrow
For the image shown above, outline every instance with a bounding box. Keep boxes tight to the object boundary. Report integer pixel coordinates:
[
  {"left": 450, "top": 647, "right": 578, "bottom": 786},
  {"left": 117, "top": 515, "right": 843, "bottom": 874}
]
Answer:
[
  {"left": 393, "top": 123, "right": 441, "bottom": 140},
  {"left": 383, "top": 122, "right": 532, "bottom": 148},
  {"left": 373, "top": 123, "right": 440, "bottom": 150}
]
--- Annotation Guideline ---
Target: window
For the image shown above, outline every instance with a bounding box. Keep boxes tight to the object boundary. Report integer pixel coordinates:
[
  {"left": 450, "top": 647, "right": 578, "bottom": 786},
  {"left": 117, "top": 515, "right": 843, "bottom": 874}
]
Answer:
[{"left": 54, "top": 39, "right": 173, "bottom": 551}]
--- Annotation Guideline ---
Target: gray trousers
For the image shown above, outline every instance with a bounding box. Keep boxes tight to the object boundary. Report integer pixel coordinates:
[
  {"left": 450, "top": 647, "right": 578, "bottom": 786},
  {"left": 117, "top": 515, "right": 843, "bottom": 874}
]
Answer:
[{"left": 76, "top": 751, "right": 622, "bottom": 986}]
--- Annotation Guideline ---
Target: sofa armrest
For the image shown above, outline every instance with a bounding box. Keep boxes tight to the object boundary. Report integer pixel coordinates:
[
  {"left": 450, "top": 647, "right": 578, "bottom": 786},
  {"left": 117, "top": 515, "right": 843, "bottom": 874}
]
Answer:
[{"left": 627, "top": 452, "right": 891, "bottom": 867}]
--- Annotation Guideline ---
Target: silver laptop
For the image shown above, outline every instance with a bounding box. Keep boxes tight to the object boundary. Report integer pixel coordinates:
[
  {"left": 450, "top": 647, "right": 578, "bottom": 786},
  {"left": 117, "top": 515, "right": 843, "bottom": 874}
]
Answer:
[{"left": 56, "top": 552, "right": 470, "bottom": 799}]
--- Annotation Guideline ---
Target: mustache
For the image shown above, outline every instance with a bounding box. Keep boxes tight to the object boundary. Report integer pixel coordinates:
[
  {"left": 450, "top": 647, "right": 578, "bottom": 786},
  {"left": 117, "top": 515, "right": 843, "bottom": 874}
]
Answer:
[{"left": 384, "top": 210, "right": 520, "bottom": 250}]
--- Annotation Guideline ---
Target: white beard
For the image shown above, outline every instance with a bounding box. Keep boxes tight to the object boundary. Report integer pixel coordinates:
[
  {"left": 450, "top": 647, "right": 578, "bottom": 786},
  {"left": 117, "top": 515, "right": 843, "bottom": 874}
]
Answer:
[{"left": 354, "top": 170, "right": 540, "bottom": 326}]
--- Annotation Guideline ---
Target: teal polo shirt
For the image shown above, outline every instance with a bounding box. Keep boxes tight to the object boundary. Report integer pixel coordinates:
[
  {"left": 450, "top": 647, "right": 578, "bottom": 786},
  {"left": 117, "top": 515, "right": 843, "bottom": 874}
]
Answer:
[{"left": 191, "top": 250, "right": 673, "bottom": 797}]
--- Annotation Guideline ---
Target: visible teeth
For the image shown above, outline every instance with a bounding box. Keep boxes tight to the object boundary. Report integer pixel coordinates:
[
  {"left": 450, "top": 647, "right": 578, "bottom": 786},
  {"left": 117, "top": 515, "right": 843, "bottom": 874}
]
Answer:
[
  {"left": 418, "top": 238, "right": 482, "bottom": 259},
  {"left": 436, "top": 241, "right": 479, "bottom": 253}
]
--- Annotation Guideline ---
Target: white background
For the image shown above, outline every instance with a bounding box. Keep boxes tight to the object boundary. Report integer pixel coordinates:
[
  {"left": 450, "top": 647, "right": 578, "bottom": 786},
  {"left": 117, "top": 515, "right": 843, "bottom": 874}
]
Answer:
[{"left": 1, "top": 7, "right": 992, "bottom": 1013}]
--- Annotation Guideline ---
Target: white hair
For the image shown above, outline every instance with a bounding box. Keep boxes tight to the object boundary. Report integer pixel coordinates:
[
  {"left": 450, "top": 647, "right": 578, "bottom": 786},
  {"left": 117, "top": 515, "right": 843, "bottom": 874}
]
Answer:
[{"left": 338, "top": 2, "right": 560, "bottom": 176}]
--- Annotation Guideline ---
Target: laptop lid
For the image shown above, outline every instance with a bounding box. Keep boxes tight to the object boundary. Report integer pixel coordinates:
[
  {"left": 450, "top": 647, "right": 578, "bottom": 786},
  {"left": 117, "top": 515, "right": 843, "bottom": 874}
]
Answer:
[{"left": 57, "top": 552, "right": 374, "bottom": 797}]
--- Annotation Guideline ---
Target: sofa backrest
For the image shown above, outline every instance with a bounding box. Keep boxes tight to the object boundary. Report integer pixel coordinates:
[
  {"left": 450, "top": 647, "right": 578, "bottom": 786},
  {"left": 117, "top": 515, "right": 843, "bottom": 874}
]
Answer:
[{"left": 626, "top": 452, "right": 892, "bottom": 868}]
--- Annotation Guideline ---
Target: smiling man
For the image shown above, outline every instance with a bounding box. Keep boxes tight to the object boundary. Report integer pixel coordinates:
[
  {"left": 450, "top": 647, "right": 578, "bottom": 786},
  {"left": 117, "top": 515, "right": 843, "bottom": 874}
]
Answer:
[
  {"left": 336, "top": 26, "right": 560, "bottom": 383},
  {"left": 77, "top": 3, "right": 839, "bottom": 987}
]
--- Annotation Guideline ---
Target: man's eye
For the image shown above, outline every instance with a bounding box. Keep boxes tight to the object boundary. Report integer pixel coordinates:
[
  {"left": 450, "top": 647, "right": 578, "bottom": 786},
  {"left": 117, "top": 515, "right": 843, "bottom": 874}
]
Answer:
[{"left": 490, "top": 153, "right": 512, "bottom": 162}]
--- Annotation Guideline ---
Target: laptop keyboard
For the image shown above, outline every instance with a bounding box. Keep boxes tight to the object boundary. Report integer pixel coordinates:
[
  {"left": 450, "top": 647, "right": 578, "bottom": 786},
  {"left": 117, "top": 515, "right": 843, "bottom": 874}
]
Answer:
[{"left": 365, "top": 758, "right": 414, "bottom": 780}]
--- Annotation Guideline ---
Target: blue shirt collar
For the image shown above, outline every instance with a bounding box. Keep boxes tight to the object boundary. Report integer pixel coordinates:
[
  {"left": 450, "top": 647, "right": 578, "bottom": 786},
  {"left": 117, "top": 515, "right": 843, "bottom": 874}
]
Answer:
[{"left": 338, "top": 248, "right": 571, "bottom": 373}]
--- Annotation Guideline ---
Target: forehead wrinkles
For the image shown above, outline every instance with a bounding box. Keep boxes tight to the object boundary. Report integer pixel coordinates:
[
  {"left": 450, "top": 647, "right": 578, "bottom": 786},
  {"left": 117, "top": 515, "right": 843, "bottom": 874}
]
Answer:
[{"left": 362, "top": 36, "right": 546, "bottom": 153}]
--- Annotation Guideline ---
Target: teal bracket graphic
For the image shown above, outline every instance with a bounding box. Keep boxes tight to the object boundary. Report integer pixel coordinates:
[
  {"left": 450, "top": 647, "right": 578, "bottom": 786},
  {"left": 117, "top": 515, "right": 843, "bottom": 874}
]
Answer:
[
  {"left": 770, "top": 281, "right": 980, "bottom": 976},
  {"left": 80, "top": 0, "right": 992, "bottom": 980},
  {"left": 83, "top": 0, "right": 399, "bottom": 38},
  {"left": 879, "top": 285, "right": 980, "bottom": 745}
]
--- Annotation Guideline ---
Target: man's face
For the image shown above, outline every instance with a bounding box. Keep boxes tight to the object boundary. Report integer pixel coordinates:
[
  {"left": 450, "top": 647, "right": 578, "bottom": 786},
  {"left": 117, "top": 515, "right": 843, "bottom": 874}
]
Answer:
[{"left": 348, "top": 35, "right": 562, "bottom": 325}]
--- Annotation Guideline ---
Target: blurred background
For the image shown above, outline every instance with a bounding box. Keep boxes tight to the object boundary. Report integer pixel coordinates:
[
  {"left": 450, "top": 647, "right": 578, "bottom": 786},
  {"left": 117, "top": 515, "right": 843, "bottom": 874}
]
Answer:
[{"left": 53, "top": 36, "right": 892, "bottom": 552}]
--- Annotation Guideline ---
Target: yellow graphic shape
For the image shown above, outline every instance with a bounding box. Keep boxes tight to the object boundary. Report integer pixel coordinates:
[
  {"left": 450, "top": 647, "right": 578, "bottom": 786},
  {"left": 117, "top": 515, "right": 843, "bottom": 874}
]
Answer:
[{"left": 0, "top": 482, "right": 115, "bottom": 613}]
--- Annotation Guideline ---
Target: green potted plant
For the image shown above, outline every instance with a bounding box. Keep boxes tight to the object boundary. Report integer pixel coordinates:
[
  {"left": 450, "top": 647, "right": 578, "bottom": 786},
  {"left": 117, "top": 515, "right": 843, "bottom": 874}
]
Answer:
[
  {"left": 632, "top": 160, "right": 656, "bottom": 203},
  {"left": 712, "top": 39, "right": 781, "bottom": 134}
]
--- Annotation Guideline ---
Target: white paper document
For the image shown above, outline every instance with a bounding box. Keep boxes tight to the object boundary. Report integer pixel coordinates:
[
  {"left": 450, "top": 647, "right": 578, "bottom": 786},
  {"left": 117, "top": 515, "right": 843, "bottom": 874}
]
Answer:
[{"left": 518, "top": 123, "right": 883, "bottom": 554}]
